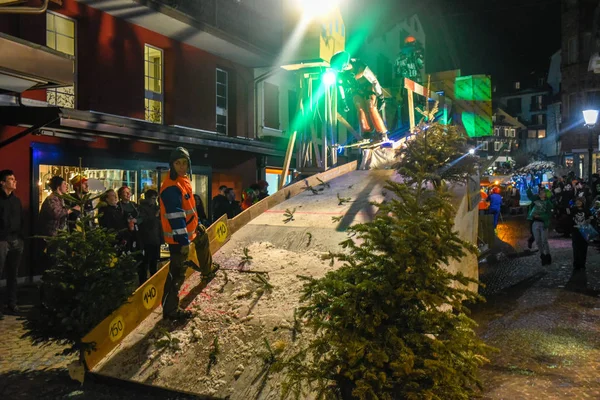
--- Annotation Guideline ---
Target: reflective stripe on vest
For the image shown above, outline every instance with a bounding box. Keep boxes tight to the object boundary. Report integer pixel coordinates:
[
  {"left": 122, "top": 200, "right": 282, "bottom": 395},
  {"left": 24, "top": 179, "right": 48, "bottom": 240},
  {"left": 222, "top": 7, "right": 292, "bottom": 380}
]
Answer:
[
  {"left": 163, "top": 208, "right": 196, "bottom": 220},
  {"left": 160, "top": 175, "right": 198, "bottom": 245}
]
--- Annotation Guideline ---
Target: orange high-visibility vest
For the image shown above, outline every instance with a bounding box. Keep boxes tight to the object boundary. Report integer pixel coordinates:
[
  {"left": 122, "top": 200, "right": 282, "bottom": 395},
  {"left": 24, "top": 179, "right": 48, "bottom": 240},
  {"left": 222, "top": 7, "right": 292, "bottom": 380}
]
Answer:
[
  {"left": 479, "top": 190, "right": 489, "bottom": 210},
  {"left": 160, "top": 175, "right": 198, "bottom": 245}
]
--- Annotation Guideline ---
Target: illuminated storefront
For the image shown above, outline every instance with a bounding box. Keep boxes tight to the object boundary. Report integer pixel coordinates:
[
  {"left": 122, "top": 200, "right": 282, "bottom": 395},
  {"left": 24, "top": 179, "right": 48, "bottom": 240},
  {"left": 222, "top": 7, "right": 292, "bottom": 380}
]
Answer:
[{"left": 33, "top": 143, "right": 211, "bottom": 218}]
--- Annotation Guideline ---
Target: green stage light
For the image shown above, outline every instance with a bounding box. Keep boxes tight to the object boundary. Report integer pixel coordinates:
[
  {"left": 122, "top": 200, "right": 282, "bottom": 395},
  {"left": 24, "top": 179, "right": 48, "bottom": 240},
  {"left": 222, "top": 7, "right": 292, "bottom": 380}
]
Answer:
[{"left": 323, "top": 70, "right": 337, "bottom": 86}]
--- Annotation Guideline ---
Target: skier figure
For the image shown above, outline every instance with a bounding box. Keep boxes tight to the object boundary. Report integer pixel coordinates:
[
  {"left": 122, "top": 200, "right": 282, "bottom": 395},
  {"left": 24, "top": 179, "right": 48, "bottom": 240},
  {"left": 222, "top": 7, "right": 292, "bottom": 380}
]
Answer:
[{"left": 329, "top": 51, "right": 389, "bottom": 142}]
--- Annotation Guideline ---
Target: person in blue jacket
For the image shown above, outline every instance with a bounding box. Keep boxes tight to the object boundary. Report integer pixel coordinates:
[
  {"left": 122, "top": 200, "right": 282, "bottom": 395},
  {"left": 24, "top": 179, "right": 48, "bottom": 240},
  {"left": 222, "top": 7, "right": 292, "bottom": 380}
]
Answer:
[{"left": 486, "top": 186, "right": 503, "bottom": 229}]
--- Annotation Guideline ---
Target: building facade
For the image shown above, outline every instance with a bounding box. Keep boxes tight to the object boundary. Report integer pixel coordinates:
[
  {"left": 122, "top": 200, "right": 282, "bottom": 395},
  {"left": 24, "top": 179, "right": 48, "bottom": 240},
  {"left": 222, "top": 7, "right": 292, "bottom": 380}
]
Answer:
[
  {"left": 0, "top": 0, "right": 301, "bottom": 279},
  {"left": 560, "top": 0, "right": 600, "bottom": 178},
  {"left": 476, "top": 108, "right": 525, "bottom": 173},
  {"left": 496, "top": 73, "right": 554, "bottom": 161}
]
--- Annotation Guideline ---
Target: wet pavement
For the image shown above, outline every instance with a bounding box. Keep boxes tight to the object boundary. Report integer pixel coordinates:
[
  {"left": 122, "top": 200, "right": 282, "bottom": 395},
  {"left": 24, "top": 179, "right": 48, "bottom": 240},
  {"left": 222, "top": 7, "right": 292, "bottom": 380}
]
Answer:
[
  {"left": 474, "top": 215, "right": 600, "bottom": 399},
  {"left": 1, "top": 214, "right": 600, "bottom": 399}
]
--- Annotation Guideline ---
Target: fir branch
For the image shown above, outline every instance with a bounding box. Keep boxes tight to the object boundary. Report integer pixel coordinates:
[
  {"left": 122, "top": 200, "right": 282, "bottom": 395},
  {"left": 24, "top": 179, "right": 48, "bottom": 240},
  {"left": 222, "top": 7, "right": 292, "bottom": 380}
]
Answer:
[
  {"left": 316, "top": 177, "right": 331, "bottom": 189},
  {"left": 207, "top": 336, "right": 219, "bottom": 374},
  {"left": 283, "top": 208, "right": 296, "bottom": 223},
  {"left": 337, "top": 193, "right": 352, "bottom": 206},
  {"left": 238, "top": 247, "right": 253, "bottom": 268}
]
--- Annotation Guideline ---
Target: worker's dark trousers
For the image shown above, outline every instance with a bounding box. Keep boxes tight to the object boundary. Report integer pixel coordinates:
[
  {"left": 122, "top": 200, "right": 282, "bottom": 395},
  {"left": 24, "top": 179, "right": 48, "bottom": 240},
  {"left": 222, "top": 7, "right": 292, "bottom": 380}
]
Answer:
[{"left": 161, "top": 230, "right": 212, "bottom": 317}]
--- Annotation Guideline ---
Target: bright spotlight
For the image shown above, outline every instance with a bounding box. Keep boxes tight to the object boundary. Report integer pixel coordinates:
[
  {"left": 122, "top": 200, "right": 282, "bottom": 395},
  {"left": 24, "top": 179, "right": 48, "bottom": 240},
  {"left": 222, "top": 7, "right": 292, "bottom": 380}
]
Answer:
[
  {"left": 296, "top": 0, "right": 342, "bottom": 17},
  {"left": 323, "top": 70, "right": 337, "bottom": 86},
  {"left": 468, "top": 148, "right": 475, "bottom": 155}
]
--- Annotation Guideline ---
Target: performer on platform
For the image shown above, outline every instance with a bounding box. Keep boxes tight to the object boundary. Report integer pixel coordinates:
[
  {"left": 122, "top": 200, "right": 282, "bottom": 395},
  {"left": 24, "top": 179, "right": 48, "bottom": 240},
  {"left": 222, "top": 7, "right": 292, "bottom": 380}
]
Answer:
[{"left": 330, "top": 51, "right": 389, "bottom": 142}]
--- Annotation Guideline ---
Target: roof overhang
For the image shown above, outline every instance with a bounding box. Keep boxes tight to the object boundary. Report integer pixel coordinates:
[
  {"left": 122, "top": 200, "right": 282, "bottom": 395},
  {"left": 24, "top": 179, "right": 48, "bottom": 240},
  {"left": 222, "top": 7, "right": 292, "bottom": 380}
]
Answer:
[
  {"left": 75, "top": 0, "right": 275, "bottom": 67},
  {"left": 0, "top": 106, "right": 285, "bottom": 157},
  {"left": 0, "top": 33, "right": 74, "bottom": 92}
]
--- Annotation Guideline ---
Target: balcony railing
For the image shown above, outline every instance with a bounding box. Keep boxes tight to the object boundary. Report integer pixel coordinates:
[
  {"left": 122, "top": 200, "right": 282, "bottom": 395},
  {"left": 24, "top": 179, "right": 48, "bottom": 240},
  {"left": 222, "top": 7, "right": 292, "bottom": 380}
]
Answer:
[{"left": 159, "top": 0, "right": 283, "bottom": 54}]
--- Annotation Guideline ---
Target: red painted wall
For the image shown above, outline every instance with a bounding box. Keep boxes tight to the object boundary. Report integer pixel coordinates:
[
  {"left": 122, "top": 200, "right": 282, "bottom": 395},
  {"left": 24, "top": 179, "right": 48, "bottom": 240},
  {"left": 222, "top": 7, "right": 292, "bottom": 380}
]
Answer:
[{"left": 0, "top": 0, "right": 255, "bottom": 136}]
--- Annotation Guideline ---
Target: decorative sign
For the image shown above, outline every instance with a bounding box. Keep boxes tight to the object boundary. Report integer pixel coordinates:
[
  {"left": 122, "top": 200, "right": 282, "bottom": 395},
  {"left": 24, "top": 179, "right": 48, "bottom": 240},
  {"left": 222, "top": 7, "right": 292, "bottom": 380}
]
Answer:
[
  {"left": 215, "top": 221, "right": 228, "bottom": 243},
  {"left": 142, "top": 284, "right": 158, "bottom": 310},
  {"left": 108, "top": 315, "right": 125, "bottom": 343}
]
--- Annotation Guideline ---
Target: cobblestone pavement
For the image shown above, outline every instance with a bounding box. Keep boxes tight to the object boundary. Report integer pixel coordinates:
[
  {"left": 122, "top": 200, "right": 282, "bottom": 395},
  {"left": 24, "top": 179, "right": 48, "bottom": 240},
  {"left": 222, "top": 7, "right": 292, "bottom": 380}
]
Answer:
[
  {"left": 0, "top": 287, "right": 200, "bottom": 399},
  {"left": 475, "top": 215, "right": 600, "bottom": 399},
  {"left": 2, "top": 214, "right": 600, "bottom": 399}
]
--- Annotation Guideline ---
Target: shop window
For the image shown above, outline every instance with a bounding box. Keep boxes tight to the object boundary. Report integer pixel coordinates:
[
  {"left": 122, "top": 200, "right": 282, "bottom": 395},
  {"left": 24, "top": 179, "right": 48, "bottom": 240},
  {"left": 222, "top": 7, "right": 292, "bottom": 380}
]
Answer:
[
  {"left": 38, "top": 165, "right": 138, "bottom": 211},
  {"left": 144, "top": 44, "right": 163, "bottom": 124},
  {"left": 263, "top": 82, "right": 280, "bottom": 130},
  {"left": 46, "top": 12, "right": 75, "bottom": 108},
  {"left": 537, "top": 129, "right": 546, "bottom": 139},
  {"left": 216, "top": 68, "right": 228, "bottom": 135},
  {"left": 265, "top": 167, "right": 292, "bottom": 191},
  {"left": 565, "top": 155, "right": 574, "bottom": 168}
]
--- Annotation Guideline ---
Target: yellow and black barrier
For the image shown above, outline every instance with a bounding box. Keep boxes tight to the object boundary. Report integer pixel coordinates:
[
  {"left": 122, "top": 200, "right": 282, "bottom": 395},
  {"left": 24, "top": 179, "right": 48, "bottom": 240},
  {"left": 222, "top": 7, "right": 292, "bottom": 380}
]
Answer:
[{"left": 83, "top": 161, "right": 358, "bottom": 371}]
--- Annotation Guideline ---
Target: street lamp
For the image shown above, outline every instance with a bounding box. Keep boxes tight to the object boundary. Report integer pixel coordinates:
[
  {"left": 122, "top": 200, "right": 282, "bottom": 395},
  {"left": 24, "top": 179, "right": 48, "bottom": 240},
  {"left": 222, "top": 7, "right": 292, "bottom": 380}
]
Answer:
[{"left": 583, "top": 109, "right": 599, "bottom": 181}]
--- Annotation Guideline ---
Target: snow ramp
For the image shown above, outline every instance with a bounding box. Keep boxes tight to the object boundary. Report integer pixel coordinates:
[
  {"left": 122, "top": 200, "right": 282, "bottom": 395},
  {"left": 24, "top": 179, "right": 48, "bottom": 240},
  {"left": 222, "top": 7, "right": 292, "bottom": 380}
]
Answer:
[{"left": 84, "top": 160, "right": 479, "bottom": 399}]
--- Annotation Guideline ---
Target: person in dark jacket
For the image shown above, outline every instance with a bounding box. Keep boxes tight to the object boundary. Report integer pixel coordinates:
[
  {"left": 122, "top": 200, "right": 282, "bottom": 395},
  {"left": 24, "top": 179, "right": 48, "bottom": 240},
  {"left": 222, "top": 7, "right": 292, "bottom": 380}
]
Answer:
[
  {"left": 39, "top": 176, "right": 78, "bottom": 238},
  {"left": 193, "top": 194, "right": 209, "bottom": 226},
  {"left": 0, "top": 170, "right": 24, "bottom": 317},
  {"left": 226, "top": 188, "right": 242, "bottom": 218},
  {"left": 98, "top": 189, "right": 125, "bottom": 231},
  {"left": 98, "top": 189, "right": 129, "bottom": 254},
  {"left": 138, "top": 190, "right": 162, "bottom": 285},
  {"left": 256, "top": 180, "right": 270, "bottom": 201},
  {"left": 67, "top": 174, "right": 95, "bottom": 231},
  {"left": 212, "top": 185, "right": 230, "bottom": 222},
  {"left": 571, "top": 198, "right": 593, "bottom": 270},
  {"left": 117, "top": 185, "right": 142, "bottom": 259}
]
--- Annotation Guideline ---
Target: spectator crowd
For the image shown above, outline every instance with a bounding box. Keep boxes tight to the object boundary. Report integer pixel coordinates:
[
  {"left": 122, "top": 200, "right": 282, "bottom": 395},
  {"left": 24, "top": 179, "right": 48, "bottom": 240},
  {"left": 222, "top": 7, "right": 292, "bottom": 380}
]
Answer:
[{"left": 0, "top": 166, "right": 272, "bottom": 319}]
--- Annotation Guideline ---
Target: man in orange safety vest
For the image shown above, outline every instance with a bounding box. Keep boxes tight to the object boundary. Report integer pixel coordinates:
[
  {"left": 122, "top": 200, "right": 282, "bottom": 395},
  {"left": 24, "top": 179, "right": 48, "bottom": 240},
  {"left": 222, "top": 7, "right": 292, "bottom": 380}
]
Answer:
[{"left": 160, "top": 147, "right": 216, "bottom": 321}]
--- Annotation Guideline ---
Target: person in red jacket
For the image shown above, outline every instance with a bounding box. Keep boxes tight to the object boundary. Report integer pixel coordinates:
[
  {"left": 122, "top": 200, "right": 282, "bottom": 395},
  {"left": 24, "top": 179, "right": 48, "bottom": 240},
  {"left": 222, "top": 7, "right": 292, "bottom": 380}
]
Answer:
[{"left": 160, "top": 147, "right": 217, "bottom": 321}]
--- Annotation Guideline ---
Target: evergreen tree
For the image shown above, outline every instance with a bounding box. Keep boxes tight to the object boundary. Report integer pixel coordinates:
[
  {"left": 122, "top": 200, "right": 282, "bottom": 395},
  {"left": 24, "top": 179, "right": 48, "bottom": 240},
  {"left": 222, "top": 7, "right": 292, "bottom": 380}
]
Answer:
[
  {"left": 281, "top": 123, "right": 493, "bottom": 399},
  {"left": 24, "top": 192, "right": 138, "bottom": 369}
]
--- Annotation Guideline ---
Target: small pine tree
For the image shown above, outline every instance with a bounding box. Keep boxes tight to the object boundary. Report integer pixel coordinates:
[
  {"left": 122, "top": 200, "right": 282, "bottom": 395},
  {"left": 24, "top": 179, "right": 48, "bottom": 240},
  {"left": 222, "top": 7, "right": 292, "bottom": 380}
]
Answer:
[
  {"left": 282, "top": 123, "right": 493, "bottom": 399},
  {"left": 24, "top": 191, "right": 138, "bottom": 369}
]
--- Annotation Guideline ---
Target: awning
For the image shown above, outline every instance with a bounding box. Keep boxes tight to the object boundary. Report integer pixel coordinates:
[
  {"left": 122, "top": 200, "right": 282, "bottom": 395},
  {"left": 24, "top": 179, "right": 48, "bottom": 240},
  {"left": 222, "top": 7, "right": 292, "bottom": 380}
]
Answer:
[
  {"left": 0, "top": 106, "right": 286, "bottom": 157},
  {"left": 0, "top": 33, "right": 74, "bottom": 92}
]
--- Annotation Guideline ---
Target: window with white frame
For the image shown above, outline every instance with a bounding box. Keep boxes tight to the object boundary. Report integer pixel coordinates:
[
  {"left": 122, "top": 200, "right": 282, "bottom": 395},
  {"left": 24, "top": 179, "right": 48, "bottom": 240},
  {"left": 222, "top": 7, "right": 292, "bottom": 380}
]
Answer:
[
  {"left": 46, "top": 12, "right": 75, "bottom": 108},
  {"left": 514, "top": 82, "right": 520, "bottom": 90},
  {"left": 494, "top": 127, "right": 500, "bottom": 136},
  {"left": 482, "top": 141, "right": 488, "bottom": 151},
  {"left": 476, "top": 141, "right": 482, "bottom": 150},
  {"left": 507, "top": 128, "right": 516, "bottom": 137},
  {"left": 216, "top": 68, "right": 228, "bottom": 135},
  {"left": 263, "top": 82, "right": 280, "bottom": 130},
  {"left": 494, "top": 141, "right": 502, "bottom": 152},
  {"left": 144, "top": 45, "right": 163, "bottom": 123}
]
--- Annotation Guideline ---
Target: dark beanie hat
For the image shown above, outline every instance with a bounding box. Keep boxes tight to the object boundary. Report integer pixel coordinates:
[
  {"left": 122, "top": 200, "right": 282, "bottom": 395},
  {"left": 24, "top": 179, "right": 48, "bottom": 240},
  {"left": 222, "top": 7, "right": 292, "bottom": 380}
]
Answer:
[{"left": 169, "top": 146, "right": 192, "bottom": 179}]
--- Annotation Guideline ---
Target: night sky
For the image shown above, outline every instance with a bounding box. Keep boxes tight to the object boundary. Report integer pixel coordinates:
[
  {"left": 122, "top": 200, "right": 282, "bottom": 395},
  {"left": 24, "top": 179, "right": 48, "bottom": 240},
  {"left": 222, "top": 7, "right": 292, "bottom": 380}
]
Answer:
[{"left": 345, "top": 0, "right": 561, "bottom": 90}]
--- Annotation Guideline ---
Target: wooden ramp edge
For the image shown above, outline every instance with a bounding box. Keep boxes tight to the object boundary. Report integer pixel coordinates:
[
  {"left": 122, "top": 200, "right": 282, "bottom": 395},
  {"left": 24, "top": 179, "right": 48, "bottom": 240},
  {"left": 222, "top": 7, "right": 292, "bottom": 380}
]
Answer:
[{"left": 82, "top": 160, "right": 358, "bottom": 371}]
